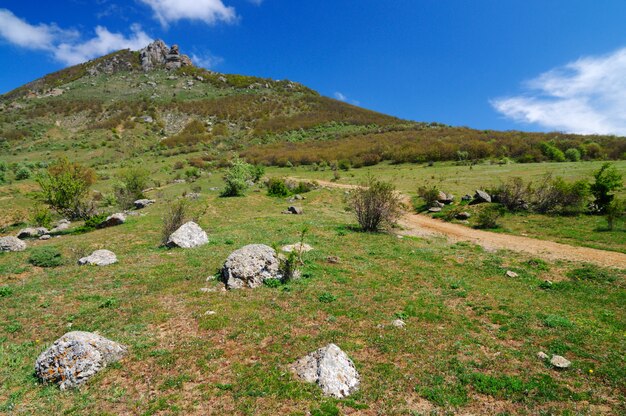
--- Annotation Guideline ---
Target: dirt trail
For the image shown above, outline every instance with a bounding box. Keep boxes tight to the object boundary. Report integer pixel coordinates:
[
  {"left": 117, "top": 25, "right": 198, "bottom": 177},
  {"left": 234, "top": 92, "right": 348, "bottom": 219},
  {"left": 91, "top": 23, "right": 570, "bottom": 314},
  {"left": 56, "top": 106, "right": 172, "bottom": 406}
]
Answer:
[{"left": 300, "top": 178, "right": 626, "bottom": 269}]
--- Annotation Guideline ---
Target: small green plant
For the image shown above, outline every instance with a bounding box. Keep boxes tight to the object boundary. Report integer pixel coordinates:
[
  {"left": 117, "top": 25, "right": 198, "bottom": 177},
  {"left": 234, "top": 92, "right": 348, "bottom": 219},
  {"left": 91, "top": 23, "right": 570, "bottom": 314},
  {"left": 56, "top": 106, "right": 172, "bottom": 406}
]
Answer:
[
  {"left": 161, "top": 199, "right": 188, "bottom": 245},
  {"left": 30, "top": 204, "right": 53, "bottom": 228},
  {"left": 114, "top": 167, "right": 150, "bottom": 209},
  {"left": 605, "top": 197, "right": 624, "bottom": 230},
  {"left": 28, "top": 246, "right": 63, "bottom": 268},
  {"left": 319, "top": 292, "right": 337, "bottom": 303},
  {"left": 543, "top": 314, "right": 574, "bottom": 329},
  {"left": 590, "top": 162, "right": 623, "bottom": 213},
  {"left": 15, "top": 166, "right": 32, "bottom": 180},
  {"left": 567, "top": 265, "right": 616, "bottom": 283},
  {"left": 475, "top": 205, "right": 505, "bottom": 229},
  {"left": 0, "top": 286, "right": 13, "bottom": 297},
  {"left": 267, "top": 177, "right": 291, "bottom": 197},
  {"left": 221, "top": 158, "right": 255, "bottom": 197},
  {"left": 83, "top": 213, "right": 108, "bottom": 230}
]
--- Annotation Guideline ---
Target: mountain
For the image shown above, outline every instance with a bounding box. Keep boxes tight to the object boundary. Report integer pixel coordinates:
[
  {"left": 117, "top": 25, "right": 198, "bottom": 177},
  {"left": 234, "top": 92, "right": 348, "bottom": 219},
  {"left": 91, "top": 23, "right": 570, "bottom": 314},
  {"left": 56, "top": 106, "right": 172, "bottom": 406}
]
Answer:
[{"left": 0, "top": 40, "right": 624, "bottom": 168}]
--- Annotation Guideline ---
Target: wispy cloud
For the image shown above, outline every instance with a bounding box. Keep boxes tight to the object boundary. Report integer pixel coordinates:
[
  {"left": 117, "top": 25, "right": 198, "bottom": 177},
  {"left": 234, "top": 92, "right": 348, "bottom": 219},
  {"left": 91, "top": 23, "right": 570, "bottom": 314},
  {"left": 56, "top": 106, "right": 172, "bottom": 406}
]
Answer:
[
  {"left": 139, "top": 0, "right": 237, "bottom": 27},
  {"left": 190, "top": 52, "right": 224, "bottom": 69},
  {"left": 334, "top": 91, "right": 360, "bottom": 106},
  {"left": 0, "top": 9, "right": 151, "bottom": 66},
  {"left": 492, "top": 47, "right": 626, "bottom": 135}
]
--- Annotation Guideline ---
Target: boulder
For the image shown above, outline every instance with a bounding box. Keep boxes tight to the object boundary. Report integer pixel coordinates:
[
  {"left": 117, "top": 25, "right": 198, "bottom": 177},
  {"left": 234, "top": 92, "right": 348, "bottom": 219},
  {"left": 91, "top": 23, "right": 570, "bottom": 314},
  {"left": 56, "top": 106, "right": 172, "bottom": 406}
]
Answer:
[
  {"left": 392, "top": 319, "right": 406, "bottom": 328},
  {"left": 281, "top": 242, "right": 314, "bottom": 254},
  {"left": 17, "top": 227, "right": 48, "bottom": 239},
  {"left": 222, "top": 244, "right": 281, "bottom": 289},
  {"left": 471, "top": 190, "right": 492, "bottom": 204},
  {"left": 283, "top": 206, "right": 303, "bottom": 215},
  {"left": 166, "top": 221, "right": 209, "bottom": 249},
  {"left": 431, "top": 201, "right": 445, "bottom": 208},
  {"left": 291, "top": 343, "right": 360, "bottom": 398},
  {"left": 51, "top": 220, "right": 70, "bottom": 233},
  {"left": 35, "top": 331, "right": 127, "bottom": 390},
  {"left": 437, "top": 191, "right": 448, "bottom": 202},
  {"left": 0, "top": 236, "right": 27, "bottom": 252},
  {"left": 455, "top": 212, "right": 471, "bottom": 220},
  {"left": 78, "top": 250, "right": 118, "bottom": 266},
  {"left": 550, "top": 355, "right": 571, "bottom": 369},
  {"left": 134, "top": 199, "right": 155, "bottom": 209},
  {"left": 443, "top": 194, "right": 455, "bottom": 204},
  {"left": 98, "top": 213, "right": 126, "bottom": 228},
  {"left": 428, "top": 207, "right": 442, "bottom": 213},
  {"left": 39, "top": 235, "right": 51, "bottom": 241}
]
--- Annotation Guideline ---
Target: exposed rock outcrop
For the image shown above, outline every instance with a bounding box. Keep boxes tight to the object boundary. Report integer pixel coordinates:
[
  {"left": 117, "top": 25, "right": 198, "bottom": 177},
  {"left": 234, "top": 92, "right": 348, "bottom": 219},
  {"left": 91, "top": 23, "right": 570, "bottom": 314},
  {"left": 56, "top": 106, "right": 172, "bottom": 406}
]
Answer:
[{"left": 140, "top": 41, "right": 193, "bottom": 72}]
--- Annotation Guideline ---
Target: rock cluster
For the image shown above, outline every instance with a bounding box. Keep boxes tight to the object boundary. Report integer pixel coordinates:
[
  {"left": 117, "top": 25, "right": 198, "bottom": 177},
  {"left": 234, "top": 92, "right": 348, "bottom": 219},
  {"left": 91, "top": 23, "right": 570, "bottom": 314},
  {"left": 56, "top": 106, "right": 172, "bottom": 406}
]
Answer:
[
  {"left": 35, "top": 332, "right": 127, "bottom": 390},
  {"left": 0, "top": 236, "right": 26, "bottom": 252},
  {"left": 291, "top": 343, "right": 360, "bottom": 398},
  {"left": 222, "top": 244, "right": 281, "bottom": 289},
  {"left": 17, "top": 227, "right": 49, "bottom": 239},
  {"left": 134, "top": 199, "right": 155, "bottom": 209},
  {"left": 139, "top": 40, "right": 193, "bottom": 72},
  {"left": 166, "top": 221, "right": 209, "bottom": 249}
]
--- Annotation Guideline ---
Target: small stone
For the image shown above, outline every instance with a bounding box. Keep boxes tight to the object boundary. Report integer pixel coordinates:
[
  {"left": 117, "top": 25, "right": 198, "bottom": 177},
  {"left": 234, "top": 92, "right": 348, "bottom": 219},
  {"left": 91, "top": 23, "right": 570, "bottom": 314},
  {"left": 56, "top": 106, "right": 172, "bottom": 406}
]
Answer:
[
  {"left": 537, "top": 351, "right": 549, "bottom": 360},
  {"left": 287, "top": 206, "right": 303, "bottom": 215},
  {"left": 326, "top": 256, "right": 341, "bottom": 264},
  {"left": 39, "top": 235, "right": 51, "bottom": 240},
  {"left": 204, "top": 310, "right": 216, "bottom": 315},
  {"left": 392, "top": 319, "right": 406, "bottom": 328},
  {"left": 428, "top": 207, "right": 442, "bottom": 213},
  {"left": 281, "top": 242, "right": 313, "bottom": 254},
  {"left": 506, "top": 270, "right": 519, "bottom": 278},
  {"left": 98, "top": 213, "right": 126, "bottom": 228},
  {"left": 550, "top": 355, "right": 571, "bottom": 369}
]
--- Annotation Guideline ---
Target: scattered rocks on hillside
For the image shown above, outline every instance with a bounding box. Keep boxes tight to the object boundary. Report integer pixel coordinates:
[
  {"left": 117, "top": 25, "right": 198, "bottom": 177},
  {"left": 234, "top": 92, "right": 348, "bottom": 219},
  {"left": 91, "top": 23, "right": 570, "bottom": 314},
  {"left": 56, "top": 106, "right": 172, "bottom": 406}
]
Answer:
[
  {"left": 455, "top": 212, "right": 471, "bottom": 220},
  {"left": 134, "top": 199, "right": 155, "bottom": 209},
  {"left": 17, "top": 227, "right": 49, "bottom": 239},
  {"left": 166, "top": 221, "right": 208, "bottom": 249},
  {"left": 283, "top": 206, "right": 303, "bottom": 215},
  {"left": 291, "top": 343, "right": 360, "bottom": 398},
  {"left": 506, "top": 270, "right": 519, "bottom": 278},
  {"left": 51, "top": 219, "right": 70, "bottom": 233},
  {"left": 98, "top": 213, "right": 126, "bottom": 228},
  {"left": 78, "top": 250, "right": 118, "bottom": 266},
  {"left": 0, "top": 236, "right": 27, "bottom": 252},
  {"left": 35, "top": 331, "right": 127, "bottom": 390},
  {"left": 281, "top": 242, "right": 314, "bottom": 254},
  {"left": 222, "top": 244, "right": 281, "bottom": 289},
  {"left": 550, "top": 355, "right": 571, "bottom": 369},
  {"left": 471, "top": 190, "right": 492, "bottom": 204}
]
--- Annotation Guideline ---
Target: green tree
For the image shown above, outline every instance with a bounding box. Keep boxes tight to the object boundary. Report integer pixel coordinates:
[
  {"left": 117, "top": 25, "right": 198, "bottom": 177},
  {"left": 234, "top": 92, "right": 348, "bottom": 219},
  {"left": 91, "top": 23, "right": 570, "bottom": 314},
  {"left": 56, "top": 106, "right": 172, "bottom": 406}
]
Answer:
[
  {"left": 114, "top": 167, "right": 150, "bottom": 209},
  {"left": 606, "top": 198, "right": 625, "bottom": 231},
  {"left": 564, "top": 148, "right": 581, "bottom": 162},
  {"left": 591, "top": 163, "right": 623, "bottom": 213},
  {"left": 221, "top": 158, "right": 255, "bottom": 197},
  {"left": 36, "top": 158, "right": 96, "bottom": 219}
]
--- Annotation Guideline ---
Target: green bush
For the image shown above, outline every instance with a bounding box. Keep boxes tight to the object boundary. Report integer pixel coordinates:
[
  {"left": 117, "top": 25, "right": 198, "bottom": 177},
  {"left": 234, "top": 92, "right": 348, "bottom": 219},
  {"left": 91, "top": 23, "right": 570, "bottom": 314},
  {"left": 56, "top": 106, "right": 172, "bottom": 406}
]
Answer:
[
  {"left": 114, "top": 167, "right": 150, "bottom": 210},
  {"left": 351, "top": 176, "right": 402, "bottom": 232},
  {"left": 540, "top": 142, "right": 566, "bottom": 162},
  {"left": 221, "top": 158, "right": 255, "bottom": 197},
  {"left": 565, "top": 148, "right": 581, "bottom": 162},
  {"left": 30, "top": 205, "right": 53, "bottom": 228},
  {"left": 267, "top": 178, "right": 291, "bottom": 197},
  {"left": 492, "top": 177, "right": 531, "bottom": 211},
  {"left": 15, "top": 166, "right": 32, "bottom": 180},
  {"left": 605, "top": 197, "right": 624, "bottom": 230},
  {"left": 590, "top": 163, "right": 623, "bottom": 214},
  {"left": 36, "top": 158, "right": 96, "bottom": 219},
  {"left": 84, "top": 213, "right": 108, "bottom": 230},
  {"left": 28, "top": 246, "right": 63, "bottom": 267},
  {"left": 161, "top": 199, "right": 188, "bottom": 245},
  {"left": 475, "top": 205, "right": 505, "bottom": 229}
]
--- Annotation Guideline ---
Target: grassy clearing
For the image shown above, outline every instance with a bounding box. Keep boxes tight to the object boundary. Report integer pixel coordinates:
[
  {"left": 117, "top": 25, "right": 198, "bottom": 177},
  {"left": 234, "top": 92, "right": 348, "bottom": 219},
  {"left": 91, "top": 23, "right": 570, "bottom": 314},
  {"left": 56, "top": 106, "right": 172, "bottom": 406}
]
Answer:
[
  {"left": 275, "top": 161, "right": 626, "bottom": 253},
  {"left": 0, "top": 180, "right": 624, "bottom": 414}
]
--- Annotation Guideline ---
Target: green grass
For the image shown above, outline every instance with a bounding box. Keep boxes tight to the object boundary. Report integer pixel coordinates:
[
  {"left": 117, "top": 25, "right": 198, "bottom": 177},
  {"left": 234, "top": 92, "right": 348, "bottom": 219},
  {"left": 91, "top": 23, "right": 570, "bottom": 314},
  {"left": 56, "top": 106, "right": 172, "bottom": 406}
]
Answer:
[{"left": 0, "top": 178, "right": 624, "bottom": 414}]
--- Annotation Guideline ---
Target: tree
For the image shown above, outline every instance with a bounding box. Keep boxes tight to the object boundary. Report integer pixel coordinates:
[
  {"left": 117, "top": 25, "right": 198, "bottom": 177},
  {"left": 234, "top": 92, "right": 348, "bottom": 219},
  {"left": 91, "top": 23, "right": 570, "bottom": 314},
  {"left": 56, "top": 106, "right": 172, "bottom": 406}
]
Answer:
[
  {"left": 606, "top": 198, "right": 624, "bottom": 231},
  {"left": 221, "top": 158, "right": 255, "bottom": 197},
  {"left": 114, "top": 167, "right": 150, "bottom": 209},
  {"left": 590, "top": 163, "right": 623, "bottom": 213},
  {"left": 350, "top": 176, "right": 402, "bottom": 232},
  {"left": 564, "top": 148, "right": 581, "bottom": 162},
  {"left": 36, "top": 158, "right": 96, "bottom": 219}
]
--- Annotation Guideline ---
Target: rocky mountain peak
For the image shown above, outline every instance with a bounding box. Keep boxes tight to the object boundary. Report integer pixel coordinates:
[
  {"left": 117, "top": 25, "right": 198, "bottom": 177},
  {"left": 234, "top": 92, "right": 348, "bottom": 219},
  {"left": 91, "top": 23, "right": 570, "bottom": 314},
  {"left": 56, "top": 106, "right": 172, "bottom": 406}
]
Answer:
[{"left": 140, "top": 40, "right": 193, "bottom": 72}]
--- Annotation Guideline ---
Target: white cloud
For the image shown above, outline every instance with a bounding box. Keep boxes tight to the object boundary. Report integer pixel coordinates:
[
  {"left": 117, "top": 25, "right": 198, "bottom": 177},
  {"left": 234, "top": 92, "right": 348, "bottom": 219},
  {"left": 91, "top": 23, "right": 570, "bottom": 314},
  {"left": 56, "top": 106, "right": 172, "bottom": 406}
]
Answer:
[
  {"left": 139, "top": 0, "right": 237, "bottom": 26},
  {"left": 492, "top": 47, "right": 626, "bottom": 135},
  {"left": 0, "top": 9, "right": 152, "bottom": 66},
  {"left": 190, "top": 52, "right": 224, "bottom": 69},
  {"left": 334, "top": 91, "right": 348, "bottom": 101}
]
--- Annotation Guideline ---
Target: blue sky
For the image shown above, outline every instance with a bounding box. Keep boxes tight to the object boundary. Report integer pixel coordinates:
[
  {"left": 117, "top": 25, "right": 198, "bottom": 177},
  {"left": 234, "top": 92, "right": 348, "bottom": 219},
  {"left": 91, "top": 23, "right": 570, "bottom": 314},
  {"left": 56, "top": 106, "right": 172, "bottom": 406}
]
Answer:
[{"left": 1, "top": 0, "right": 626, "bottom": 135}]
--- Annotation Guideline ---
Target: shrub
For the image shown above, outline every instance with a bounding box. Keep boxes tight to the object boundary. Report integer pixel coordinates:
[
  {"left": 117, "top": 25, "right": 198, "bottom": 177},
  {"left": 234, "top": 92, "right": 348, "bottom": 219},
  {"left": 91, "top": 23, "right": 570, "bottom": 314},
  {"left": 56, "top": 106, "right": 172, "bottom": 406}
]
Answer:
[
  {"left": 15, "top": 166, "right": 32, "bottom": 180},
  {"left": 417, "top": 186, "right": 440, "bottom": 208},
  {"left": 350, "top": 176, "right": 402, "bottom": 232},
  {"left": 532, "top": 174, "right": 589, "bottom": 215},
  {"left": 293, "top": 181, "right": 316, "bottom": 194},
  {"left": 564, "top": 148, "right": 581, "bottom": 162},
  {"left": 267, "top": 177, "right": 291, "bottom": 197},
  {"left": 251, "top": 165, "right": 265, "bottom": 182},
  {"left": 605, "top": 197, "right": 625, "bottom": 231},
  {"left": 185, "top": 167, "right": 201, "bottom": 181},
  {"left": 114, "top": 167, "right": 150, "bottom": 210},
  {"left": 161, "top": 199, "right": 188, "bottom": 245},
  {"left": 30, "top": 204, "right": 53, "bottom": 228},
  {"left": 221, "top": 158, "right": 255, "bottom": 197},
  {"left": 83, "top": 213, "right": 108, "bottom": 230},
  {"left": 475, "top": 205, "right": 505, "bottom": 229},
  {"left": 28, "top": 246, "right": 63, "bottom": 267},
  {"left": 36, "top": 158, "right": 97, "bottom": 219},
  {"left": 590, "top": 163, "right": 623, "bottom": 214},
  {"left": 540, "top": 142, "right": 566, "bottom": 162},
  {"left": 492, "top": 177, "right": 531, "bottom": 211}
]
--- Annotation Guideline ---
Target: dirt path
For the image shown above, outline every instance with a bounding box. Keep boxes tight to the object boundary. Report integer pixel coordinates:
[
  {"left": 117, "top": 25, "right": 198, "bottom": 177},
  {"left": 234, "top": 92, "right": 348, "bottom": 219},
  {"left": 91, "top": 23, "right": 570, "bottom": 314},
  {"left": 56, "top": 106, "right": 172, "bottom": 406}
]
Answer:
[{"left": 298, "top": 178, "right": 626, "bottom": 269}]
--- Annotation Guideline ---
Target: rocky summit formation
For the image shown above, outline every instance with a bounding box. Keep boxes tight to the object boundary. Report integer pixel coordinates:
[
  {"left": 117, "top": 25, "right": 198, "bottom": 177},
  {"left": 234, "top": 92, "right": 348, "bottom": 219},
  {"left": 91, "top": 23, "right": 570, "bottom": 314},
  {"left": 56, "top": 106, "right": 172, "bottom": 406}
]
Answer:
[
  {"left": 35, "top": 331, "right": 127, "bottom": 390},
  {"left": 291, "top": 343, "right": 360, "bottom": 398},
  {"left": 140, "top": 40, "right": 193, "bottom": 72}
]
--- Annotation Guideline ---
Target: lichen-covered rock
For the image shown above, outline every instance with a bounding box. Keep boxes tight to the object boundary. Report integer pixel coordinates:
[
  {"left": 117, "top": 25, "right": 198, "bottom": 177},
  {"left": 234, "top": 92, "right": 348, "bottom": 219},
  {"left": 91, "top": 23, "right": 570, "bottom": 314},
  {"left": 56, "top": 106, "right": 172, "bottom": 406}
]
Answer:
[
  {"left": 550, "top": 355, "right": 571, "bottom": 369},
  {"left": 222, "top": 244, "right": 281, "bottom": 289},
  {"left": 134, "top": 199, "right": 155, "bottom": 209},
  {"left": 51, "top": 219, "right": 70, "bottom": 233},
  {"left": 291, "top": 343, "right": 360, "bottom": 398},
  {"left": 35, "top": 331, "right": 127, "bottom": 390},
  {"left": 98, "top": 213, "right": 126, "bottom": 228},
  {"left": 166, "top": 221, "right": 208, "bottom": 249},
  {"left": 281, "top": 242, "right": 313, "bottom": 254},
  {"left": 471, "top": 190, "right": 492, "bottom": 204},
  {"left": 17, "top": 227, "right": 48, "bottom": 239},
  {"left": 0, "top": 236, "right": 27, "bottom": 252},
  {"left": 78, "top": 250, "right": 118, "bottom": 266}
]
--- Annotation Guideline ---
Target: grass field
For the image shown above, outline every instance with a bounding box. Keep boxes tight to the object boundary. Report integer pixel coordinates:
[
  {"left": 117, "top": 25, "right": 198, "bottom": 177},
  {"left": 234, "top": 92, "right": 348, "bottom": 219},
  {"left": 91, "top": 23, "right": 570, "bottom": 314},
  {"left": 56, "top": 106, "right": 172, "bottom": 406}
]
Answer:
[
  {"left": 1, "top": 174, "right": 625, "bottom": 415},
  {"left": 274, "top": 160, "right": 626, "bottom": 254}
]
